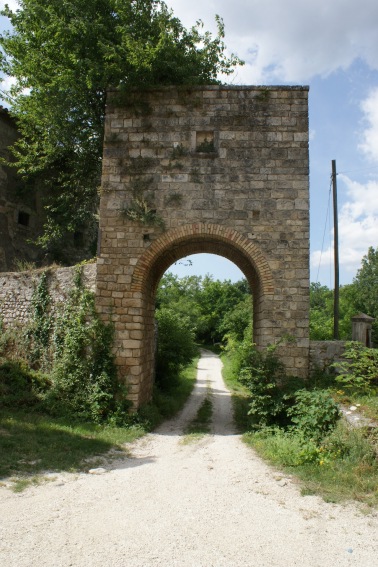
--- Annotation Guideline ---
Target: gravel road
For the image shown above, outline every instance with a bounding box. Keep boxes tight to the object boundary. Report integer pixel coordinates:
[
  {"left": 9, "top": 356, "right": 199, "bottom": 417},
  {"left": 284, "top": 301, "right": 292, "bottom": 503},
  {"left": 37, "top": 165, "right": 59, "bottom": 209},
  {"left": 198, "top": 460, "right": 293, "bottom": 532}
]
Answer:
[{"left": 1, "top": 350, "right": 377, "bottom": 567}]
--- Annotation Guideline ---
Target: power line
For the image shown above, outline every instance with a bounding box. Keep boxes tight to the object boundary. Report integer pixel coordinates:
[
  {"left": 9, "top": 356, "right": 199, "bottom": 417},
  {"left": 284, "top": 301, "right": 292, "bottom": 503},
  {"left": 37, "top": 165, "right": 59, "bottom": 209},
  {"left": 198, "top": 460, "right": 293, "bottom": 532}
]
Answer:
[
  {"left": 338, "top": 164, "right": 378, "bottom": 176},
  {"left": 316, "top": 177, "right": 332, "bottom": 283}
]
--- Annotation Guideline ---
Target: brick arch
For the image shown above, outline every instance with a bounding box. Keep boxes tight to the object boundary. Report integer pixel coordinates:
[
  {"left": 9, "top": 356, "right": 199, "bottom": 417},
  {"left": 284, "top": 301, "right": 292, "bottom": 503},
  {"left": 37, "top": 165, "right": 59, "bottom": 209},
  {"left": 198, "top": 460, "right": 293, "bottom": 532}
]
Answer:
[{"left": 132, "top": 223, "right": 274, "bottom": 297}]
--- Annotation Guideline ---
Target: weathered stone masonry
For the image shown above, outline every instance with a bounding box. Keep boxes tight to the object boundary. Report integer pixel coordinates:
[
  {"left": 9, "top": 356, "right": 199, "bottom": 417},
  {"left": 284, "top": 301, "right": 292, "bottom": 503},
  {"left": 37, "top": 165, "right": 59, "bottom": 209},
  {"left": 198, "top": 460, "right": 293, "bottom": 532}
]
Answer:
[
  {"left": 96, "top": 85, "right": 310, "bottom": 408},
  {"left": 0, "top": 264, "right": 96, "bottom": 325}
]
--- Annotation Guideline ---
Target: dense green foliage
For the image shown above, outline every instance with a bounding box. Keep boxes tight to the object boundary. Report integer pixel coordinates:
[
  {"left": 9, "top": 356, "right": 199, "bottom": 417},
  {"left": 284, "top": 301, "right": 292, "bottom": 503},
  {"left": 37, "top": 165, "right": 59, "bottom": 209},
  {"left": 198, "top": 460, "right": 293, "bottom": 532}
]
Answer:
[
  {"left": 287, "top": 389, "right": 341, "bottom": 444},
  {"left": 155, "top": 307, "right": 198, "bottom": 387},
  {"left": 333, "top": 341, "right": 378, "bottom": 394},
  {"left": 0, "top": 0, "right": 241, "bottom": 254},
  {"left": 0, "top": 267, "right": 130, "bottom": 423},
  {"left": 156, "top": 273, "right": 252, "bottom": 346},
  {"left": 224, "top": 332, "right": 340, "bottom": 436},
  {"left": 309, "top": 282, "right": 357, "bottom": 340}
]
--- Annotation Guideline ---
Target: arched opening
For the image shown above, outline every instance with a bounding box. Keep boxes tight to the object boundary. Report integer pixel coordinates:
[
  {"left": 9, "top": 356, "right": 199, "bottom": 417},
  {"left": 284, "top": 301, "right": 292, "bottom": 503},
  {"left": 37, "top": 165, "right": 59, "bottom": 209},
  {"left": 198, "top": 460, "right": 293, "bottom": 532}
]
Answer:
[{"left": 130, "top": 224, "right": 275, "bottom": 405}]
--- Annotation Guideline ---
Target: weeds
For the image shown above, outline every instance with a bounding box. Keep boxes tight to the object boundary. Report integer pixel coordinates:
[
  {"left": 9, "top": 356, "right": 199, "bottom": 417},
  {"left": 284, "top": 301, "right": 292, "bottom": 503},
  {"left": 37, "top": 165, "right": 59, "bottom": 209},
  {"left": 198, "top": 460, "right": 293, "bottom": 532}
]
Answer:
[
  {"left": 121, "top": 197, "right": 165, "bottom": 228},
  {"left": 183, "top": 382, "right": 213, "bottom": 442},
  {"left": 222, "top": 337, "right": 378, "bottom": 508}
]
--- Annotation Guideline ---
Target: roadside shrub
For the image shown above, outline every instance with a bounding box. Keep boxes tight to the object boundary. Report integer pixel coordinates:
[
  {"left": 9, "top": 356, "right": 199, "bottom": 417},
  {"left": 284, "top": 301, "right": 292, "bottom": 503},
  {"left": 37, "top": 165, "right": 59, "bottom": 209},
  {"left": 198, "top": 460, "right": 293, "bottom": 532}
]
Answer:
[
  {"left": 236, "top": 340, "right": 305, "bottom": 429},
  {"left": 333, "top": 341, "right": 378, "bottom": 394},
  {"left": 287, "top": 389, "right": 341, "bottom": 444},
  {"left": 43, "top": 269, "right": 131, "bottom": 423},
  {"left": 323, "top": 421, "right": 376, "bottom": 465},
  {"left": 155, "top": 307, "right": 199, "bottom": 388},
  {"left": 0, "top": 360, "right": 49, "bottom": 408}
]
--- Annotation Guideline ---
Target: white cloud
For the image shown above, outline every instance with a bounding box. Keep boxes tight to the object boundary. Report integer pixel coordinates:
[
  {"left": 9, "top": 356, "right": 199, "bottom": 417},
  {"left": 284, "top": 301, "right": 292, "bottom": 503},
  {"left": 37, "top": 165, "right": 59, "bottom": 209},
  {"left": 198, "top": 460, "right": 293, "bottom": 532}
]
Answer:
[
  {"left": 359, "top": 88, "right": 378, "bottom": 161},
  {"left": 311, "top": 175, "right": 378, "bottom": 276},
  {"left": 169, "top": 0, "right": 378, "bottom": 83},
  {"left": 0, "top": 0, "right": 19, "bottom": 12}
]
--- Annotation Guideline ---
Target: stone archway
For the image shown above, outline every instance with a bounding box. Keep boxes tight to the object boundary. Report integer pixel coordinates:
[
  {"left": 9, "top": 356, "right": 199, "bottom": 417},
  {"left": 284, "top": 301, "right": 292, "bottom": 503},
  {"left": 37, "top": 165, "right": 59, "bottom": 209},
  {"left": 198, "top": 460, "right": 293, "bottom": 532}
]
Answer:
[
  {"left": 96, "top": 85, "right": 310, "bottom": 408},
  {"left": 130, "top": 224, "right": 274, "bottom": 403}
]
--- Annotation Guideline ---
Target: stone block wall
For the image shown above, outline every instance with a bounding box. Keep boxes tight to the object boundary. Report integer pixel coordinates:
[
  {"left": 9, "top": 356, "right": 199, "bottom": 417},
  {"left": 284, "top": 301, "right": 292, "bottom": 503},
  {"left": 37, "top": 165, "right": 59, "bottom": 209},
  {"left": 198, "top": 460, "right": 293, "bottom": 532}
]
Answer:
[
  {"left": 309, "top": 340, "right": 345, "bottom": 373},
  {"left": 97, "top": 85, "right": 310, "bottom": 408},
  {"left": 0, "top": 264, "right": 97, "bottom": 326}
]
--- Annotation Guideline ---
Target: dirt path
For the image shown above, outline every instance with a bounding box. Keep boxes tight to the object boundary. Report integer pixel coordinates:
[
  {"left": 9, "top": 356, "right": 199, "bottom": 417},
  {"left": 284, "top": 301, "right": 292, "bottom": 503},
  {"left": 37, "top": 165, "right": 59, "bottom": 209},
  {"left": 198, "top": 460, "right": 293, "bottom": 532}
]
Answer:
[{"left": 1, "top": 350, "right": 377, "bottom": 567}]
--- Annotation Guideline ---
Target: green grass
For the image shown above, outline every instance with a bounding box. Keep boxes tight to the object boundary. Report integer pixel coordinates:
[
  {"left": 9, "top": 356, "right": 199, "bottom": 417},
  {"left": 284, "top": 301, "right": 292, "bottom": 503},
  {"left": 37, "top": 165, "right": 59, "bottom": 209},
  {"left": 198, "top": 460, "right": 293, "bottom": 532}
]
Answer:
[
  {"left": 220, "top": 352, "right": 252, "bottom": 431},
  {"left": 0, "top": 409, "right": 144, "bottom": 490},
  {"left": 0, "top": 358, "right": 199, "bottom": 491},
  {"left": 244, "top": 422, "right": 378, "bottom": 509},
  {"left": 138, "top": 358, "right": 198, "bottom": 430},
  {"left": 183, "top": 392, "right": 213, "bottom": 443}
]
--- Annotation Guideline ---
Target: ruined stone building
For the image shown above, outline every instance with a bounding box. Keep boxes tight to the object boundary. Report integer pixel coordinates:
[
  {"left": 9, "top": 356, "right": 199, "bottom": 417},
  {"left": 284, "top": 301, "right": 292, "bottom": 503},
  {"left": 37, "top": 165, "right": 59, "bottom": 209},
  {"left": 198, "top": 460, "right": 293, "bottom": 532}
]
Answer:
[
  {"left": 0, "top": 106, "right": 44, "bottom": 271},
  {"left": 0, "top": 106, "right": 96, "bottom": 271}
]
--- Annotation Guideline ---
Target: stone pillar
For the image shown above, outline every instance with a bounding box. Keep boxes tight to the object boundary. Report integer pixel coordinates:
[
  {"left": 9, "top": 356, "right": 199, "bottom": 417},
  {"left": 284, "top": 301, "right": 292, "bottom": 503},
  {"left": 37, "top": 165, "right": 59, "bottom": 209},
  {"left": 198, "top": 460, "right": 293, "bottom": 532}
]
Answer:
[{"left": 352, "top": 313, "right": 375, "bottom": 347}]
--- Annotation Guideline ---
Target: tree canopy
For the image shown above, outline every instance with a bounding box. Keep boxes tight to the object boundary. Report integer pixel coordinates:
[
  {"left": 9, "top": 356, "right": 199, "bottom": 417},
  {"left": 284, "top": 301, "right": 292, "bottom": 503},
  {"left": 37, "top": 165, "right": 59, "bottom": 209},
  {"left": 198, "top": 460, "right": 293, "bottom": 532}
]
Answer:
[
  {"left": 0, "top": 0, "right": 242, "bottom": 256},
  {"left": 353, "top": 246, "right": 378, "bottom": 340},
  {"left": 156, "top": 273, "right": 252, "bottom": 346}
]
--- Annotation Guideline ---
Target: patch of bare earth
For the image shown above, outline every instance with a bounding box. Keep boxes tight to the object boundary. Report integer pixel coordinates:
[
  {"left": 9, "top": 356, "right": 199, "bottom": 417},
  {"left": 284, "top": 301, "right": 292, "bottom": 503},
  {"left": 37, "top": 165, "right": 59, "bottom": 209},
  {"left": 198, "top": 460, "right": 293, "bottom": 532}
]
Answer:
[{"left": 0, "top": 350, "right": 377, "bottom": 566}]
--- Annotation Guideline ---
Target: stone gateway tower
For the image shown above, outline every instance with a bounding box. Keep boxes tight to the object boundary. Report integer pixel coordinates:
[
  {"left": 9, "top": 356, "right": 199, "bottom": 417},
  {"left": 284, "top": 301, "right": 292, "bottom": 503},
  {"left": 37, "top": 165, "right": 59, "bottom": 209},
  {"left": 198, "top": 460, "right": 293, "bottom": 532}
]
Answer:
[{"left": 96, "top": 86, "right": 310, "bottom": 408}]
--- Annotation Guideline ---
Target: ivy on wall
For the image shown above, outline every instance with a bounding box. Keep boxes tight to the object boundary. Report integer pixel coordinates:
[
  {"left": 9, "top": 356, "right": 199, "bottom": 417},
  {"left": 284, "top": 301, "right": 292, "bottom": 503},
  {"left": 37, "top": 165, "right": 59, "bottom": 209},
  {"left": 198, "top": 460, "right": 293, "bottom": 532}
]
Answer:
[{"left": 24, "top": 267, "right": 130, "bottom": 423}]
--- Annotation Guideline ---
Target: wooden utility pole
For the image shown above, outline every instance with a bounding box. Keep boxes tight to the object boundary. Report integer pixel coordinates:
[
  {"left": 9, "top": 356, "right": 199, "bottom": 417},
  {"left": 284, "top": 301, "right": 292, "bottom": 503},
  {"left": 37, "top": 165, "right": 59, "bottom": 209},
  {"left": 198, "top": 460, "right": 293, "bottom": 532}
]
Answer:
[{"left": 332, "top": 159, "right": 339, "bottom": 340}]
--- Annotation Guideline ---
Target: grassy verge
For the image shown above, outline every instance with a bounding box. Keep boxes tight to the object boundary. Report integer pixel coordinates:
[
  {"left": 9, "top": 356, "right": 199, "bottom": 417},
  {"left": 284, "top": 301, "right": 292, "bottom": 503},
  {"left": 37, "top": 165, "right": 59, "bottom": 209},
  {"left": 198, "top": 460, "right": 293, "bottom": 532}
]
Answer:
[
  {"left": 245, "top": 422, "right": 378, "bottom": 508},
  {"left": 221, "top": 351, "right": 378, "bottom": 509},
  {"left": 0, "top": 410, "right": 144, "bottom": 491},
  {"left": 0, "top": 358, "right": 198, "bottom": 491},
  {"left": 182, "top": 381, "right": 213, "bottom": 443},
  {"left": 137, "top": 358, "right": 198, "bottom": 430},
  {"left": 220, "top": 352, "right": 252, "bottom": 432}
]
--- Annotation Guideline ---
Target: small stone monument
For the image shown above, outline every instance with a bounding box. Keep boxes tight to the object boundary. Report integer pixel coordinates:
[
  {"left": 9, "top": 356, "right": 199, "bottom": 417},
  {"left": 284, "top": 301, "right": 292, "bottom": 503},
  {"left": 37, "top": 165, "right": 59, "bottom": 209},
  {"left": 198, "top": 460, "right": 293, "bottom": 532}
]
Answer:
[{"left": 351, "top": 313, "right": 375, "bottom": 347}]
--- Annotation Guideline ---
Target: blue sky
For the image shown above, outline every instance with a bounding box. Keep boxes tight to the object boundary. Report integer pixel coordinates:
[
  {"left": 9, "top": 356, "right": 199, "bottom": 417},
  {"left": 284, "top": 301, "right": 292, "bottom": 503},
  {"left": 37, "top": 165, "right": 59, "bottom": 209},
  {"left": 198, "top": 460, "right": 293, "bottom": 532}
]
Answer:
[
  {"left": 2, "top": 0, "right": 378, "bottom": 287},
  {"left": 169, "top": 0, "right": 378, "bottom": 287}
]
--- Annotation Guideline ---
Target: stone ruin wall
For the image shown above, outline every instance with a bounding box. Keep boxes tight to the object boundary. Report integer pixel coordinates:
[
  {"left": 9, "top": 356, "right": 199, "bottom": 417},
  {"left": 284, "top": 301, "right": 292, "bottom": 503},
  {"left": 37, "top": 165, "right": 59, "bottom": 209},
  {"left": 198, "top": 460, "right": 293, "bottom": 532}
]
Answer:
[
  {"left": 0, "top": 265, "right": 346, "bottom": 389},
  {"left": 0, "top": 264, "right": 96, "bottom": 326}
]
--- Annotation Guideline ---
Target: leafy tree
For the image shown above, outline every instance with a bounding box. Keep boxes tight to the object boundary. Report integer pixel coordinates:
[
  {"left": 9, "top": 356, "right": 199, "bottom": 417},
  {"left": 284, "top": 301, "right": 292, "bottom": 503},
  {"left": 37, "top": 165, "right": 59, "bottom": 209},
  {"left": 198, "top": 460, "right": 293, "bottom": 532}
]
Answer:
[
  {"left": 0, "top": 0, "right": 241, "bottom": 255},
  {"left": 309, "top": 282, "right": 357, "bottom": 341},
  {"left": 156, "top": 273, "right": 251, "bottom": 345},
  {"left": 155, "top": 307, "right": 198, "bottom": 388},
  {"left": 218, "top": 295, "right": 253, "bottom": 343},
  {"left": 156, "top": 273, "right": 205, "bottom": 337},
  {"left": 353, "top": 246, "right": 378, "bottom": 342},
  {"left": 197, "top": 276, "right": 250, "bottom": 344}
]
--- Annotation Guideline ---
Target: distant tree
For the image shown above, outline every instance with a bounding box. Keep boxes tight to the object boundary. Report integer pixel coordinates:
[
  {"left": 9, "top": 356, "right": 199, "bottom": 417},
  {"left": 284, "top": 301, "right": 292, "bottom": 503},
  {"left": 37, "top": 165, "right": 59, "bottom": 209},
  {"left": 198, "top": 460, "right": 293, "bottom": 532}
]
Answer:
[
  {"left": 353, "top": 246, "right": 378, "bottom": 342},
  {"left": 0, "top": 0, "right": 242, "bottom": 256},
  {"left": 156, "top": 273, "right": 251, "bottom": 345},
  {"left": 197, "top": 276, "right": 251, "bottom": 344},
  {"left": 156, "top": 273, "right": 204, "bottom": 337},
  {"left": 218, "top": 295, "right": 252, "bottom": 343},
  {"left": 155, "top": 307, "right": 198, "bottom": 387},
  {"left": 309, "top": 282, "right": 356, "bottom": 341}
]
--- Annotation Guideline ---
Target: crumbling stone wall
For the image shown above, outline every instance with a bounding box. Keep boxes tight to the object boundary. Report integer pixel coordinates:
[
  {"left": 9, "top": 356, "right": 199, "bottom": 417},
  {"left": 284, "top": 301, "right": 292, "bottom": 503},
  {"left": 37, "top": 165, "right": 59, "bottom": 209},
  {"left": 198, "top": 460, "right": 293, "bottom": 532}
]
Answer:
[
  {"left": 97, "top": 85, "right": 310, "bottom": 408},
  {"left": 0, "top": 263, "right": 96, "bottom": 326},
  {"left": 309, "top": 340, "right": 345, "bottom": 373}
]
